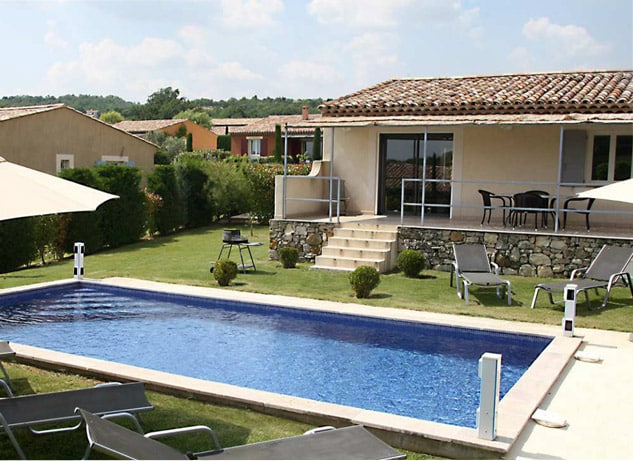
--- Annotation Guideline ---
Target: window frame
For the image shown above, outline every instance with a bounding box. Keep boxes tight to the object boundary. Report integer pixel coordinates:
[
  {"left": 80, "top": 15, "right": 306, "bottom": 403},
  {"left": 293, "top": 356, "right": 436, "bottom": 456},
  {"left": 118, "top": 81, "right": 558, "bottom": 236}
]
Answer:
[
  {"left": 56, "top": 154, "right": 74, "bottom": 173},
  {"left": 586, "top": 130, "right": 633, "bottom": 183}
]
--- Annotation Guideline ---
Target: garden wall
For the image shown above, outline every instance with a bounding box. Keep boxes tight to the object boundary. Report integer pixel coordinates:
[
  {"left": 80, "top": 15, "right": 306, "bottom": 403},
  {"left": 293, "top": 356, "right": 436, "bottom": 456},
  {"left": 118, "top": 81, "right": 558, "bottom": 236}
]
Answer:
[
  {"left": 270, "top": 220, "right": 632, "bottom": 278},
  {"left": 269, "top": 220, "right": 336, "bottom": 263},
  {"left": 399, "top": 228, "right": 633, "bottom": 278}
]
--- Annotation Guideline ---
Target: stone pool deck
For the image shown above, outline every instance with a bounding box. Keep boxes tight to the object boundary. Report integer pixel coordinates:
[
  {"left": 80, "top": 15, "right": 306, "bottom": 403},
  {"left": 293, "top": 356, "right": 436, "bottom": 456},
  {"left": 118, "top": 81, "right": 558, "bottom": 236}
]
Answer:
[{"left": 4, "top": 277, "right": 629, "bottom": 459}]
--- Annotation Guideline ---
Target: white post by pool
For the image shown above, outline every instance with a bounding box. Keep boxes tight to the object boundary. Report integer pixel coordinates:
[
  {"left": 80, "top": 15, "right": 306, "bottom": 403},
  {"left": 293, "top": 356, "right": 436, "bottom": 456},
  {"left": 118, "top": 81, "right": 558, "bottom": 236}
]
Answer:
[
  {"left": 562, "top": 283, "right": 577, "bottom": 337},
  {"left": 73, "top": 242, "right": 85, "bottom": 279},
  {"left": 477, "top": 352, "right": 501, "bottom": 440}
]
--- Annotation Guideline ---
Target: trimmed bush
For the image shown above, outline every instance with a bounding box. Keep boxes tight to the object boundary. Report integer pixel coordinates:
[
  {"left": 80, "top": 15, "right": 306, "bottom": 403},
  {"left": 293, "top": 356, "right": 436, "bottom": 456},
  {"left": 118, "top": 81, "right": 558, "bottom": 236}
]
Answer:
[
  {"left": 58, "top": 168, "right": 105, "bottom": 253},
  {"left": 217, "top": 135, "right": 231, "bottom": 152},
  {"left": 397, "top": 249, "right": 426, "bottom": 278},
  {"left": 146, "top": 165, "right": 184, "bottom": 235},
  {"left": 0, "top": 218, "right": 37, "bottom": 273},
  {"left": 349, "top": 265, "right": 380, "bottom": 298},
  {"left": 95, "top": 164, "right": 146, "bottom": 248},
  {"left": 175, "top": 154, "right": 215, "bottom": 228},
  {"left": 279, "top": 246, "right": 299, "bottom": 268},
  {"left": 213, "top": 259, "right": 238, "bottom": 286}
]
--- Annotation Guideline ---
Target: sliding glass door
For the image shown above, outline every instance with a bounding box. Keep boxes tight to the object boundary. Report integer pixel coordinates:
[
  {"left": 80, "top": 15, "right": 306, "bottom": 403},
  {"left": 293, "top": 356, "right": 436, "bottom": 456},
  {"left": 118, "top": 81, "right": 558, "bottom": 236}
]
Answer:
[{"left": 379, "top": 133, "right": 453, "bottom": 215}]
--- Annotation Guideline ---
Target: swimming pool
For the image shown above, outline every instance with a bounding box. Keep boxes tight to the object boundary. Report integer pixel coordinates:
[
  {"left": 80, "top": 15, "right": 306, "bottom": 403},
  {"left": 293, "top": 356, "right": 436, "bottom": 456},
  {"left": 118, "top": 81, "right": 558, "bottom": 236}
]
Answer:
[{"left": 0, "top": 280, "right": 552, "bottom": 428}]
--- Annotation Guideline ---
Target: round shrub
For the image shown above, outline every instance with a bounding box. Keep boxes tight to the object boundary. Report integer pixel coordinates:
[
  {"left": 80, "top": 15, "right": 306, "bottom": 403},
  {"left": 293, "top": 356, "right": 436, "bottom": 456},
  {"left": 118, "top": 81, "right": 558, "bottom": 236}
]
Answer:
[
  {"left": 279, "top": 246, "right": 299, "bottom": 269},
  {"left": 397, "top": 249, "right": 426, "bottom": 278},
  {"left": 349, "top": 265, "right": 380, "bottom": 298},
  {"left": 213, "top": 259, "right": 238, "bottom": 286}
]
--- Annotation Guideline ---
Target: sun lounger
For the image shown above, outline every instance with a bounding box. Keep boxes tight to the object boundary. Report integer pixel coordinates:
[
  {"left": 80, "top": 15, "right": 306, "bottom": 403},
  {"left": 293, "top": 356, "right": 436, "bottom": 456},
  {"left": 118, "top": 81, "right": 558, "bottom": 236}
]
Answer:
[
  {"left": 0, "top": 382, "right": 153, "bottom": 460},
  {"left": 77, "top": 408, "right": 405, "bottom": 460},
  {"left": 0, "top": 341, "right": 16, "bottom": 396},
  {"left": 451, "top": 243, "right": 511, "bottom": 305},
  {"left": 531, "top": 245, "right": 633, "bottom": 309}
]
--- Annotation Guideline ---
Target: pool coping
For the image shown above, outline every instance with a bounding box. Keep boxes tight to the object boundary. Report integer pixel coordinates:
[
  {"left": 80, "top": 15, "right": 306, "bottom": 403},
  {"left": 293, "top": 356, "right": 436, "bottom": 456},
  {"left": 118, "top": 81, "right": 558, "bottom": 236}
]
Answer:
[{"left": 3, "top": 277, "right": 581, "bottom": 459}]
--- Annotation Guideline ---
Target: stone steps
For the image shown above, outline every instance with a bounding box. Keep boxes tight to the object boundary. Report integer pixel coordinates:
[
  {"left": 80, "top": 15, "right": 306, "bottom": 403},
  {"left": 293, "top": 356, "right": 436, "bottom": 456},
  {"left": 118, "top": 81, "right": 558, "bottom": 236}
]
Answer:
[{"left": 313, "top": 223, "right": 398, "bottom": 273}]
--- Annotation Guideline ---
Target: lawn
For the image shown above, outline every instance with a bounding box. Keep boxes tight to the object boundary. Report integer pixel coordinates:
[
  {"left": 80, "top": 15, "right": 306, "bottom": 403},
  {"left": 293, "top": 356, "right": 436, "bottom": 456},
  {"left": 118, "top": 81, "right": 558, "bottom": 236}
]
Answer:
[
  {"left": 1, "top": 224, "right": 631, "bottom": 459},
  {"left": 2, "top": 223, "right": 632, "bottom": 331}
]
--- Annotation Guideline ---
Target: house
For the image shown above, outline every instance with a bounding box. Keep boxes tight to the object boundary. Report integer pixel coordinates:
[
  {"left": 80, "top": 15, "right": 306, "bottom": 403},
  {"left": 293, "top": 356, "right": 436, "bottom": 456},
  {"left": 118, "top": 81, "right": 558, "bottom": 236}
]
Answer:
[
  {"left": 272, "top": 70, "right": 633, "bottom": 273},
  {"left": 0, "top": 104, "right": 156, "bottom": 175},
  {"left": 210, "top": 118, "right": 259, "bottom": 136},
  {"left": 229, "top": 107, "right": 321, "bottom": 160},
  {"left": 114, "top": 119, "right": 218, "bottom": 151}
]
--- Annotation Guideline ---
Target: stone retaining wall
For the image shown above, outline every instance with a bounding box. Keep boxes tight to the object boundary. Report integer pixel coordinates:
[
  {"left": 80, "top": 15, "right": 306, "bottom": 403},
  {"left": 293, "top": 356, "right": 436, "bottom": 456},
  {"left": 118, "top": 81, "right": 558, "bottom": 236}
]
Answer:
[
  {"left": 269, "top": 220, "right": 336, "bottom": 263},
  {"left": 270, "top": 220, "right": 632, "bottom": 277},
  {"left": 400, "top": 228, "right": 632, "bottom": 277}
]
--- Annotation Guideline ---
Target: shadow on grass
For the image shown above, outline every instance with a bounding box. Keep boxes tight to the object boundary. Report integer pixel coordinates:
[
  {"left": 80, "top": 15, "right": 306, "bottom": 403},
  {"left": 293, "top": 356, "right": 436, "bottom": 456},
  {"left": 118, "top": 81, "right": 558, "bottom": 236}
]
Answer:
[{"left": 369, "top": 293, "right": 393, "bottom": 300}]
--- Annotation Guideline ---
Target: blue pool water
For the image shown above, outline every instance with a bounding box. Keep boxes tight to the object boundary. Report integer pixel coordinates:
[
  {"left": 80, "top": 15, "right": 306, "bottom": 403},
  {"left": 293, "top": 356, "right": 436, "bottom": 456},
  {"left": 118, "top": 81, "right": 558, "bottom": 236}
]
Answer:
[{"left": 0, "top": 283, "right": 551, "bottom": 428}]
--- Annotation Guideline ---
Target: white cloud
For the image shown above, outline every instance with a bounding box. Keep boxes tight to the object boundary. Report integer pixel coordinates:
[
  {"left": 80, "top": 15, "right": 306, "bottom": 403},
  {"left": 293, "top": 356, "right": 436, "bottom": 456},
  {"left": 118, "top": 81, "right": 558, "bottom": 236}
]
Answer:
[
  {"left": 44, "top": 21, "right": 68, "bottom": 49},
  {"left": 45, "top": 36, "right": 185, "bottom": 100},
  {"left": 508, "top": 46, "right": 535, "bottom": 72},
  {"left": 345, "top": 33, "right": 400, "bottom": 86},
  {"left": 280, "top": 60, "right": 341, "bottom": 84},
  {"left": 220, "top": 0, "right": 284, "bottom": 28},
  {"left": 217, "top": 61, "right": 263, "bottom": 80},
  {"left": 179, "top": 25, "right": 208, "bottom": 47},
  {"left": 308, "top": 0, "right": 412, "bottom": 28},
  {"left": 523, "top": 17, "right": 610, "bottom": 57}
]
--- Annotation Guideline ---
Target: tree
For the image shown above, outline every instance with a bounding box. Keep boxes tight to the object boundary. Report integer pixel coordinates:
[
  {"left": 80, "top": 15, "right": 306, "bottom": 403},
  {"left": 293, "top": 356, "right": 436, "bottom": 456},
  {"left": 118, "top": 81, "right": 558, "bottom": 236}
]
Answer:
[
  {"left": 186, "top": 133, "right": 193, "bottom": 152},
  {"left": 100, "top": 110, "right": 124, "bottom": 124},
  {"left": 136, "top": 87, "right": 190, "bottom": 120},
  {"left": 174, "top": 109, "right": 212, "bottom": 128},
  {"left": 312, "top": 127, "right": 322, "bottom": 160},
  {"left": 274, "top": 124, "right": 282, "bottom": 163}
]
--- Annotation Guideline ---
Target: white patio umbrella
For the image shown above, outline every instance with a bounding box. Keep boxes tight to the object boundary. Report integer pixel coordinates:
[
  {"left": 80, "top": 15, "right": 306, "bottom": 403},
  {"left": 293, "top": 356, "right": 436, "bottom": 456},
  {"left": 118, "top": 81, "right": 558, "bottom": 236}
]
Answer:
[
  {"left": 577, "top": 178, "right": 633, "bottom": 205},
  {"left": 0, "top": 156, "right": 118, "bottom": 221}
]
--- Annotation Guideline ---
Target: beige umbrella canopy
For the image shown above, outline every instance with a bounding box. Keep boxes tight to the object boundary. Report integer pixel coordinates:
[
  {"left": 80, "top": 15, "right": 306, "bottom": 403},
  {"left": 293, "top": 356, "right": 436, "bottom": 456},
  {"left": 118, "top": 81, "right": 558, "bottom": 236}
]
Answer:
[
  {"left": 0, "top": 156, "right": 118, "bottom": 221},
  {"left": 577, "top": 179, "right": 633, "bottom": 205}
]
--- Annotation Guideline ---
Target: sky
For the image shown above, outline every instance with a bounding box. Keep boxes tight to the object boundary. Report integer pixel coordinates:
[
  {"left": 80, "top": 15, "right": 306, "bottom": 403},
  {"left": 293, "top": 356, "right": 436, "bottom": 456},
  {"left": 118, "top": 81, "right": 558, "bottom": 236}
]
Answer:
[{"left": 1, "top": 0, "right": 631, "bottom": 103}]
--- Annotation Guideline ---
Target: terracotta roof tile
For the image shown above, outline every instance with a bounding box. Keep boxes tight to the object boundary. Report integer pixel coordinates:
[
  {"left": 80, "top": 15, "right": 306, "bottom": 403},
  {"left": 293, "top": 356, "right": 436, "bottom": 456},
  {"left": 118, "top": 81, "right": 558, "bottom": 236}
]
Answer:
[
  {"left": 320, "top": 70, "right": 633, "bottom": 117},
  {"left": 0, "top": 104, "right": 63, "bottom": 121},
  {"left": 114, "top": 119, "right": 186, "bottom": 132},
  {"left": 230, "top": 114, "right": 321, "bottom": 135}
]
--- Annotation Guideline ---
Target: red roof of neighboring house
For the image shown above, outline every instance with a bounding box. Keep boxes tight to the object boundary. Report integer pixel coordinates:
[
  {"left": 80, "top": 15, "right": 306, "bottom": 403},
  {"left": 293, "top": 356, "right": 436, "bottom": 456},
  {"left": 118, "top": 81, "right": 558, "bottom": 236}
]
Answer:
[
  {"left": 230, "top": 114, "right": 321, "bottom": 136},
  {"left": 320, "top": 70, "right": 633, "bottom": 117}
]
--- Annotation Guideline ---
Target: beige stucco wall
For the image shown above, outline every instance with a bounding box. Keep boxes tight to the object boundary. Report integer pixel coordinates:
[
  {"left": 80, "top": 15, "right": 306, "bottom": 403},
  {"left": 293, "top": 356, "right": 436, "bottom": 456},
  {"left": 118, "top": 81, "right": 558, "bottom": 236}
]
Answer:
[
  {"left": 320, "top": 123, "right": 632, "bottom": 226},
  {"left": 0, "top": 107, "right": 156, "bottom": 175},
  {"left": 322, "top": 126, "right": 380, "bottom": 214}
]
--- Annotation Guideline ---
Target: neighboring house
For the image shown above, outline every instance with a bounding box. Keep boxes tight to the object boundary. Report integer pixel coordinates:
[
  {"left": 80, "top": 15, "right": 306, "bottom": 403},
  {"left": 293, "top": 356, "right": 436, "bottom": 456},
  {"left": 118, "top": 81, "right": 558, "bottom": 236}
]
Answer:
[
  {"left": 210, "top": 118, "right": 259, "bottom": 136},
  {"left": 0, "top": 104, "right": 156, "bottom": 175},
  {"left": 229, "top": 107, "right": 321, "bottom": 160},
  {"left": 114, "top": 119, "right": 218, "bottom": 151},
  {"left": 278, "top": 70, "right": 633, "bottom": 227}
]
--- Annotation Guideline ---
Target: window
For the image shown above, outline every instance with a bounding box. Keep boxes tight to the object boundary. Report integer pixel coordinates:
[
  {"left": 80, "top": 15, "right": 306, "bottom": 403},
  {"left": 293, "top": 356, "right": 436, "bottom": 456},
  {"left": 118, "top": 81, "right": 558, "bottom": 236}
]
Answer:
[
  {"left": 56, "top": 154, "right": 74, "bottom": 173},
  {"left": 247, "top": 137, "right": 262, "bottom": 160},
  {"left": 590, "top": 134, "right": 633, "bottom": 181},
  {"left": 247, "top": 138, "right": 261, "bottom": 156},
  {"left": 100, "top": 155, "right": 129, "bottom": 165}
]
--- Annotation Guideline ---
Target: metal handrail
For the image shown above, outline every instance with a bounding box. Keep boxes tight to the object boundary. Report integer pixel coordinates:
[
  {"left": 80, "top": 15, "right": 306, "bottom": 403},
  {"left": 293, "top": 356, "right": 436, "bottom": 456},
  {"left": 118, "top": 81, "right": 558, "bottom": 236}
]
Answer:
[{"left": 400, "top": 177, "right": 633, "bottom": 228}]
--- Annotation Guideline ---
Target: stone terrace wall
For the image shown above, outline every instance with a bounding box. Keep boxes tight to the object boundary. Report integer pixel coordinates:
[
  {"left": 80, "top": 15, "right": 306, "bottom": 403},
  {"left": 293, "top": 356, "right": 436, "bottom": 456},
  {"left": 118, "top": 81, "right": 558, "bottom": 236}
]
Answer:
[
  {"left": 270, "top": 220, "right": 632, "bottom": 277},
  {"left": 399, "top": 227, "right": 632, "bottom": 277},
  {"left": 269, "top": 220, "right": 336, "bottom": 263}
]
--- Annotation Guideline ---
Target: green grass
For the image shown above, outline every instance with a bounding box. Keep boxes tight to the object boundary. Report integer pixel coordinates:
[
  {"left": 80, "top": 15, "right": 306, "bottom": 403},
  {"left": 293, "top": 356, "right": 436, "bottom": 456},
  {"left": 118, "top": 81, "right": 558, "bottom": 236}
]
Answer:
[
  {"left": 0, "top": 224, "right": 631, "bottom": 459},
  {"left": 0, "top": 363, "right": 431, "bottom": 460},
  {"left": 3, "top": 223, "right": 631, "bottom": 331}
]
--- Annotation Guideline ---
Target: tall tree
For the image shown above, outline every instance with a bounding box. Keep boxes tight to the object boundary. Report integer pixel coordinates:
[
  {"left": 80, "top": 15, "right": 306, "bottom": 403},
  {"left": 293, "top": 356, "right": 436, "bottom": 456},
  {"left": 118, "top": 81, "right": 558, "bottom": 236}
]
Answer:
[
  {"left": 312, "top": 127, "right": 322, "bottom": 161},
  {"left": 136, "top": 87, "right": 190, "bottom": 120},
  {"left": 274, "top": 124, "right": 282, "bottom": 163}
]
